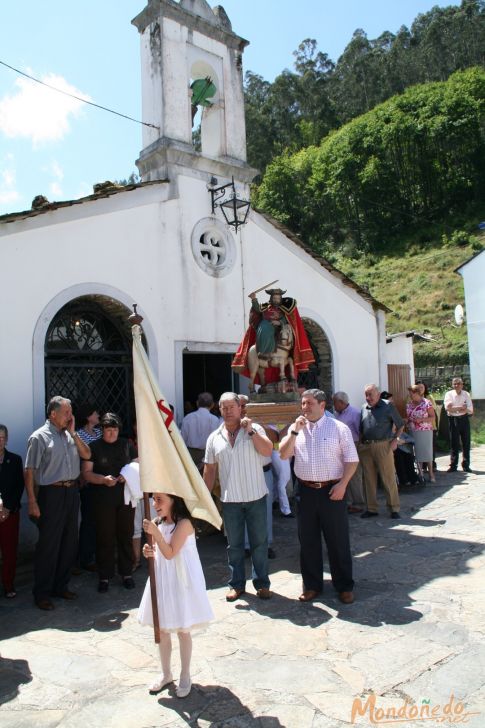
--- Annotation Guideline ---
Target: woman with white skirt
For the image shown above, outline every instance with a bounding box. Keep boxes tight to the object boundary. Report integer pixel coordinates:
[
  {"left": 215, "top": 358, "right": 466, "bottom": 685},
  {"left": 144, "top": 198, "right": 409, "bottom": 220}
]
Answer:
[{"left": 406, "top": 385, "right": 436, "bottom": 482}]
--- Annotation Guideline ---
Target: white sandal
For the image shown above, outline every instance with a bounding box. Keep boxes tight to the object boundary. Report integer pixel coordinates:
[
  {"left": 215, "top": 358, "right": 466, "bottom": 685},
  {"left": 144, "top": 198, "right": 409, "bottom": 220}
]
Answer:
[{"left": 148, "top": 674, "right": 173, "bottom": 694}]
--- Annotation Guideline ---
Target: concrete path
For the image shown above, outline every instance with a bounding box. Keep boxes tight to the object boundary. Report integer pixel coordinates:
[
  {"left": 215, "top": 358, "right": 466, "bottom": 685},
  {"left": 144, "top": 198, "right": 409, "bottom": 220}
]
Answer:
[{"left": 1, "top": 447, "right": 484, "bottom": 727}]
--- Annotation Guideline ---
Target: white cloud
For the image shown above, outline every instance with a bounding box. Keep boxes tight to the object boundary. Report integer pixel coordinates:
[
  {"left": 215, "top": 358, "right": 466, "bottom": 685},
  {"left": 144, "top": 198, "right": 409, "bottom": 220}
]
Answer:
[
  {"left": 0, "top": 72, "right": 91, "bottom": 145},
  {"left": 0, "top": 161, "right": 20, "bottom": 205},
  {"left": 49, "top": 181, "right": 63, "bottom": 197},
  {"left": 51, "top": 160, "right": 64, "bottom": 180},
  {"left": 43, "top": 159, "right": 64, "bottom": 181},
  {"left": 42, "top": 160, "right": 64, "bottom": 198}
]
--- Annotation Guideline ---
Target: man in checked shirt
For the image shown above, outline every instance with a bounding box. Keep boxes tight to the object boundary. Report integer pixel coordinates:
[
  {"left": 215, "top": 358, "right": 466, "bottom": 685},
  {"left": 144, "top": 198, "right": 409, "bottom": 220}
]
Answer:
[{"left": 280, "top": 389, "right": 358, "bottom": 604}]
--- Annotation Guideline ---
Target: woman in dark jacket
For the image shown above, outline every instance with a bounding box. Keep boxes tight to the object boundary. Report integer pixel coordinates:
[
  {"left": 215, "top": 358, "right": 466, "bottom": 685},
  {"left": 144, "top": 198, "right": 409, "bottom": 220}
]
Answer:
[
  {"left": 0, "top": 425, "right": 25, "bottom": 598},
  {"left": 76, "top": 402, "right": 102, "bottom": 571},
  {"left": 82, "top": 413, "right": 137, "bottom": 593}
]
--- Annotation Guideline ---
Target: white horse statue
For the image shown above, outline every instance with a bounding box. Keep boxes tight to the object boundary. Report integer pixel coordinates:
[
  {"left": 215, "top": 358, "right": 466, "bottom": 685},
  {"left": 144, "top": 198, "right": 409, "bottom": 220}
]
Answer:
[{"left": 247, "top": 321, "right": 296, "bottom": 393}]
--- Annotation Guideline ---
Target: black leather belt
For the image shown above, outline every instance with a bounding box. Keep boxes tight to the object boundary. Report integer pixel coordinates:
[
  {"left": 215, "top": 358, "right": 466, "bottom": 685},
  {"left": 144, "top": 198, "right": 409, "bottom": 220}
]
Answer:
[
  {"left": 50, "top": 480, "right": 77, "bottom": 487},
  {"left": 362, "top": 439, "right": 388, "bottom": 444},
  {"left": 263, "top": 464, "right": 272, "bottom": 472},
  {"left": 299, "top": 479, "right": 339, "bottom": 489}
]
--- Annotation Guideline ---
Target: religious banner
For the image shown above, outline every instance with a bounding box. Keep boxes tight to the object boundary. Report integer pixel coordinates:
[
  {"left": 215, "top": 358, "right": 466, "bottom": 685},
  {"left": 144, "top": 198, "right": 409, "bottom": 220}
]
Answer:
[{"left": 131, "top": 324, "right": 222, "bottom": 529}]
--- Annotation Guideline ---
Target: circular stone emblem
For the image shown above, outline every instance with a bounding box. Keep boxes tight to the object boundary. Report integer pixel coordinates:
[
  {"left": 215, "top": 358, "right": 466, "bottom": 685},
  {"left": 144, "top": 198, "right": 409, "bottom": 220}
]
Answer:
[{"left": 191, "top": 218, "right": 236, "bottom": 278}]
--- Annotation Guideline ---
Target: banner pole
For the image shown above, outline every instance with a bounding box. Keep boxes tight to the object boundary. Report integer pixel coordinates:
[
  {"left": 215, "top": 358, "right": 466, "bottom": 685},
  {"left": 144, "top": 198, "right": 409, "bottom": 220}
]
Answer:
[
  {"left": 129, "top": 304, "right": 160, "bottom": 645},
  {"left": 144, "top": 492, "right": 160, "bottom": 644}
]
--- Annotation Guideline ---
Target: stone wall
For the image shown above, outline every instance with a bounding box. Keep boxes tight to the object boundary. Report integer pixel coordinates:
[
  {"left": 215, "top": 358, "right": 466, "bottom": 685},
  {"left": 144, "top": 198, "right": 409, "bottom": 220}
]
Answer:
[{"left": 415, "top": 365, "right": 470, "bottom": 392}]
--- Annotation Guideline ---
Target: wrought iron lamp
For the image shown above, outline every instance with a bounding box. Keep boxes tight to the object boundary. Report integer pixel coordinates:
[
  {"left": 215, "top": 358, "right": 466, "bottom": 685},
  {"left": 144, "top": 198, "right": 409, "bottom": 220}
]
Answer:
[{"left": 209, "top": 176, "right": 250, "bottom": 232}]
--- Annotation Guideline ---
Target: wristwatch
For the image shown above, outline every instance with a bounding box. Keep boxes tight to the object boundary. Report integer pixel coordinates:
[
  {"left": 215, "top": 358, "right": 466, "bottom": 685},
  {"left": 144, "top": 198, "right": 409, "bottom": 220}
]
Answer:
[
  {"left": 291, "top": 430, "right": 299, "bottom": 436},
  {"left": 248, "top": 430, "right": 255, "bottom": 437}
]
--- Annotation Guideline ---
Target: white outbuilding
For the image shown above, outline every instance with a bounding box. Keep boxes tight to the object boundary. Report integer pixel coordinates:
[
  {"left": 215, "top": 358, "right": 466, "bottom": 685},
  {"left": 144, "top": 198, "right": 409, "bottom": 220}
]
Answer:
[
  {"left": 456, "top": 249, "right": 485, "bottom": 398},
  {"left": 1, "top": 0, "right": 392, "bottom": 466}
]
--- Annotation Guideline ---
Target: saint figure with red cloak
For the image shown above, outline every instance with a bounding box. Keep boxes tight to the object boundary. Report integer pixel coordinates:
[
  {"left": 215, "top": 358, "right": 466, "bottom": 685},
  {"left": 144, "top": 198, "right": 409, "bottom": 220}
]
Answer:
[{"left": 232, "top": 288, "right": 315, "bottom": 391}]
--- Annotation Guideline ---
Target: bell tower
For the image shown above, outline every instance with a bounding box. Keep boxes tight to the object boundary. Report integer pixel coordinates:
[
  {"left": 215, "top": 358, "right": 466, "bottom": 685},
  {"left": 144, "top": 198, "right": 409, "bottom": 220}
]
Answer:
[{"left": 132, "top": 0, "right": 258, "bottom": 184}]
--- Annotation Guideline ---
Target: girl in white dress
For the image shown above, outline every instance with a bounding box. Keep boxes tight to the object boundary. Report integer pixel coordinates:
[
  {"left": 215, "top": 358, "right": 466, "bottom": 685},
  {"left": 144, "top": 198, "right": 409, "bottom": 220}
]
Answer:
[{"left": 138, "top": 493, "right": 214, "bottom": 698}]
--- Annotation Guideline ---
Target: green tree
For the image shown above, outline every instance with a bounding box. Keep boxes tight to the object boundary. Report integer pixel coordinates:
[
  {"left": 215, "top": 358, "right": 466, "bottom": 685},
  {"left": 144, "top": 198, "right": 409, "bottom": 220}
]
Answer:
[
  {"left": 244, "top": 0, "right": 485, "bottom": 169},
  {"left": 244, "top": 40, "right": 335, "bottom": 173},
  {"left": 115, "top": 172, "right": 141, "bottom": 186},
  {"left": 256, "top": 68, "right": 485, "bottom": 254}
]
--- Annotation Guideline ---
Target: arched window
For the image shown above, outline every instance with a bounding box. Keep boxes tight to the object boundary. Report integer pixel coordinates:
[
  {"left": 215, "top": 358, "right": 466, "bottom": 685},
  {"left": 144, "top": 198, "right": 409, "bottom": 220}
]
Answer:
[
  {"left": 45, "top": 297, "right": 136, "bottom": 434},
  {"left": 190, "top": 59, "right": 224, "bottom": 158},
  {"left": 299, "top": 318, "right": 334, "bottom": 399}
]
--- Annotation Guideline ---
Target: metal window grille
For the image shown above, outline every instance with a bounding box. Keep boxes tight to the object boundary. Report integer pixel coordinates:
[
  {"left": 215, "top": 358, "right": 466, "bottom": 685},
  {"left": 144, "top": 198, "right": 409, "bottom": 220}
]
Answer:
[{"left": 45, "top": 300, "right": 134, "bottom": 434}]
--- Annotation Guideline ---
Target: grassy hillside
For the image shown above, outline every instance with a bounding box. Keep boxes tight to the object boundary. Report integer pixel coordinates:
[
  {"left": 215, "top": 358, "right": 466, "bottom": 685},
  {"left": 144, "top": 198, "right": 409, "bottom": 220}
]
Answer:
[{"left": 330, "top": 224, "right": 485, "bottom": 366}]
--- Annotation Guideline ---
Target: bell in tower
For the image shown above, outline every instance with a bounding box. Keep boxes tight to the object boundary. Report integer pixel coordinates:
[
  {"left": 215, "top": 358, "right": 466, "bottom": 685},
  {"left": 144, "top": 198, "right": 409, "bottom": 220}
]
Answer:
[{"left": 132, "top": 0, "right": 258, "bottom": 185}]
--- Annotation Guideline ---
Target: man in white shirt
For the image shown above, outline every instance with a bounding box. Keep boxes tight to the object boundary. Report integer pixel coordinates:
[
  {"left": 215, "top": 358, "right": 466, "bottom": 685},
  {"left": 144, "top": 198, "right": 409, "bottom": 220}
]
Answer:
[
  {"left": 280, "top": 389, "right": 359, "bottom": 605},
  {"left": 443, "top": 377, "right": 474, "bottom": 473},
  {"left": 181, "top": 392, "right": 219, "bottom": 467},
  {"left": 204, "top": 393, "right": 273, "bottom": 602}
]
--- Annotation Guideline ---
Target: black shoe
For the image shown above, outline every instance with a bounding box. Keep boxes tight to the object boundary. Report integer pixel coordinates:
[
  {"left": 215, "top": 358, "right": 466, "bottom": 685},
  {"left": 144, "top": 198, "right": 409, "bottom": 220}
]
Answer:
[
  {"left": 123, "top": 577, "right": 135, "bottom": 590},
  {"left": 390, "top": 512, "right": 401, "bottom": 520},
  {"left": 36, "top": 598, "right": 55, "bottom": 611},
  {"left": 447, "top": 467, "right": 457, "bottom": 473},
  {"left": 267, "top": 547, "right": 276, "bottom": 559},
  {"left": 361, "top": 511, "right": 378, "bottom": 519},
  {"left": 54, "top": 590, "right": 78, "bottom": 600},
  {"left": 98, "top": 580, "right": 109, "bottom": 593},
  {"left": 244, "top": 548, "right": 251, "bottom": 558},
  {"left": 462, "top": 466, "right": 472, "bottom": 473}
]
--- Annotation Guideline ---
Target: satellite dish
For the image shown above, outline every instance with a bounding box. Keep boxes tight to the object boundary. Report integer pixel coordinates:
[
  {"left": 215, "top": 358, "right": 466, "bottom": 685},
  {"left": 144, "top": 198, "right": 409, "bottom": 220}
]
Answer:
[{"left": 454, "top": 304, "right": 465, "bottom": 326}]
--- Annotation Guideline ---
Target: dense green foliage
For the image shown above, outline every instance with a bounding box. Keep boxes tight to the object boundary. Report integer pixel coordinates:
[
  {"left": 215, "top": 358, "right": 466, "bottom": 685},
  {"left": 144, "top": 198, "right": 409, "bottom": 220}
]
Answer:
[
  {"left": 254, "top": 68, "right": 485, "bottom": 255},
  {"left": 245, "top": 0, "right": 485, "bottom": 173},
  {"left": 331, "top": 226, "right": 484, "bottom": 367},
  {"left": 243, "top": 1, "right": 485, "bottom": 373}
]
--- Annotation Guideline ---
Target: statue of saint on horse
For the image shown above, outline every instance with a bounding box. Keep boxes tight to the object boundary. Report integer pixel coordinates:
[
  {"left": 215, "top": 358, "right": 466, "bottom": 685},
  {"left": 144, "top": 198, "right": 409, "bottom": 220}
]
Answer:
[{"left": 232, "top": 285, "right": 315, "bottom": 393}]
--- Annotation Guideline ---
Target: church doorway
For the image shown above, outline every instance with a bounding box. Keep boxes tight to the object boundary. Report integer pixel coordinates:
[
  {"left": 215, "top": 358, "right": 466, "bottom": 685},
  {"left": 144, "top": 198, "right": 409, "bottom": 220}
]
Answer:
[
  {"left": 44, "top": 295, "right": 137, "bottom": 435},
  {"left": 182, "top": 352, "right": 239, "bottom": 415},
  {"left": 300, "top": 318, "right": 334, "bottom": 400}
]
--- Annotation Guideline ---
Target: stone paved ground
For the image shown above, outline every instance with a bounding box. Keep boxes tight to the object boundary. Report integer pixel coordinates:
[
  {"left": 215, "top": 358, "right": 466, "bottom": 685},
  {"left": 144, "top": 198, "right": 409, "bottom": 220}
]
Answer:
[{"left": 1, "top": 447, "right": 484, "bottom": 727}]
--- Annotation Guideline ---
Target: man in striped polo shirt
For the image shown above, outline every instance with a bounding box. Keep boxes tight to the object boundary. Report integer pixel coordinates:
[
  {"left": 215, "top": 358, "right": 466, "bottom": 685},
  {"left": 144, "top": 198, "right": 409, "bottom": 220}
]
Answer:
[{"left": 204, "top": 392, "right": 274, "bottom": 602}]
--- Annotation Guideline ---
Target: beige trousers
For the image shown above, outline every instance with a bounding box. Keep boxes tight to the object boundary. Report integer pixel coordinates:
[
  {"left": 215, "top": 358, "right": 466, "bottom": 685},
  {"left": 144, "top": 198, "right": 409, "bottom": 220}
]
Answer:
[
  {"left": 346, "top": 462, "right": 366, "bottom": 508},
  {"left": 358, "top": 441, "right": 400, "bottom": 513}
]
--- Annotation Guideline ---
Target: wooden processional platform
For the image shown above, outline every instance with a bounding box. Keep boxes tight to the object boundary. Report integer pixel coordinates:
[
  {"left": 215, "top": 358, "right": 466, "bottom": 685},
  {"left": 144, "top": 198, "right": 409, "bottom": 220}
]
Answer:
[{"left": 245, "top": 393, "right": 301, "bottom": 428}]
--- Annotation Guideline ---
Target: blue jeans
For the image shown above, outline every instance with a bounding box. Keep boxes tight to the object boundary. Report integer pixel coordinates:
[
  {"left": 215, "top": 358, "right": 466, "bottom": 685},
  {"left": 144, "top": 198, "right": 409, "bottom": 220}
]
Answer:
[
  {"left": 222, "top": 495, "right": 270, "bottom": 591},
  {"left": 245, "top": 469, "right": 273, "bottom": 548}
]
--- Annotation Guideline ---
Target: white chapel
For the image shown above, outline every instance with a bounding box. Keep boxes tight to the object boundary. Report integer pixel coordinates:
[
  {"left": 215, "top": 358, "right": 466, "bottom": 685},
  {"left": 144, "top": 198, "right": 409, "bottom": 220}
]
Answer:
[{"left": 0, "top": 0, "right": 398, "bottom": 463}]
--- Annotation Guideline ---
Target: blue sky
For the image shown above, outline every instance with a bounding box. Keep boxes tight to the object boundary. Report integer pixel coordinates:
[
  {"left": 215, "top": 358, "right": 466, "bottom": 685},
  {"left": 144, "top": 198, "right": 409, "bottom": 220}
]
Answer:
[{"left": 0, "top": 0, "right": 460, "bottom": 215}]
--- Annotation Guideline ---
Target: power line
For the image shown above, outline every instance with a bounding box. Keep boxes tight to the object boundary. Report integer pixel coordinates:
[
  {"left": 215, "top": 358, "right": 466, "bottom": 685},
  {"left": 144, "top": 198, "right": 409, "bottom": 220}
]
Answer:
[{"left": 0, "top": 60, "right": 160, "bottom": 131}]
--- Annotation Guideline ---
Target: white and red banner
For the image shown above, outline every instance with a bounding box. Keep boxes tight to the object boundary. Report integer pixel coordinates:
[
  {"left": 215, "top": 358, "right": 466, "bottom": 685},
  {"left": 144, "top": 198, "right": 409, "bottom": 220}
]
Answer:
[{"left": 132, "top": 324, "right": 222, "bottom": 529}]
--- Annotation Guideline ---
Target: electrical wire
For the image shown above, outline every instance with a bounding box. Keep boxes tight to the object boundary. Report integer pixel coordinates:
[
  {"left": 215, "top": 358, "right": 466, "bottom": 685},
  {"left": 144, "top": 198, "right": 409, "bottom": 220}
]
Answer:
[{"left": 0, "top": 60, "right": 159, "bottom": 130}]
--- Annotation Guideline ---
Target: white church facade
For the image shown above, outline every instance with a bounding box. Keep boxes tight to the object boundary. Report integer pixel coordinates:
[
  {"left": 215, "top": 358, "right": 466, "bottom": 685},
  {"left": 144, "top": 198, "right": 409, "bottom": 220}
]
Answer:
[{"left": 0, "top": 0, "right": 395, "bottom": 462}]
